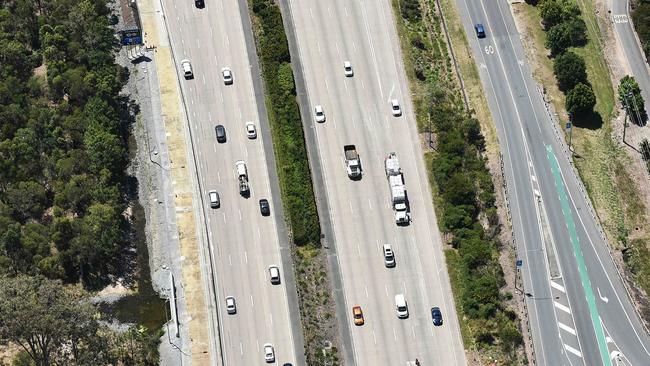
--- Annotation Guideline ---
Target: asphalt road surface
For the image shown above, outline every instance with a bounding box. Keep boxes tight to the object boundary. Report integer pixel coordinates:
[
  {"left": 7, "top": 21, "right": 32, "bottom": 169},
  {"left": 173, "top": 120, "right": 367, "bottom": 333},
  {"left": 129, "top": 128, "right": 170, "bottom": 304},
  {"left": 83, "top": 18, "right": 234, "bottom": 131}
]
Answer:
[
  {"left": 157, "top": 0, "right": 304, "bottom": 364},
  {"left": 455, "top": 1, "right": 650, "bottom": 365},
  {"left": 284, "top": 1, "right": 467, "bottom": 365},
  {"left": 611, "top": 0, "right": 650, "bottom": 122}
]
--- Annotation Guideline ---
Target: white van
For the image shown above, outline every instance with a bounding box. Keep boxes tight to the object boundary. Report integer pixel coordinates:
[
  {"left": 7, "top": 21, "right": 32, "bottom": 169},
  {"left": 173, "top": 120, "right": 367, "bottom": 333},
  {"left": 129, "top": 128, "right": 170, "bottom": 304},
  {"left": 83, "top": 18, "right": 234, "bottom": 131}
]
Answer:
[{"left": 395, "top": 294, "right": 409, "bottom": 318}]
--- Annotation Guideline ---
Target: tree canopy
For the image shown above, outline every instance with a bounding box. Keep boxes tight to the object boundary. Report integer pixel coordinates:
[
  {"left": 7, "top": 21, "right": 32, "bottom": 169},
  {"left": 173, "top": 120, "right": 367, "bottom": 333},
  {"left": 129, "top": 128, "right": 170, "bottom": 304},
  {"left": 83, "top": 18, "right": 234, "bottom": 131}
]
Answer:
[
  {"left": 0, "top": 0, "right": 131, "bottom": 289},
  {"left": 618, "top": 75, "right": 648, "bottom": 125},
  {"left": 553, "top": 51, "right": 588, "bottom": 91},
  {"left": 566, "top": 82, "right": 597, "bottom": 115}
]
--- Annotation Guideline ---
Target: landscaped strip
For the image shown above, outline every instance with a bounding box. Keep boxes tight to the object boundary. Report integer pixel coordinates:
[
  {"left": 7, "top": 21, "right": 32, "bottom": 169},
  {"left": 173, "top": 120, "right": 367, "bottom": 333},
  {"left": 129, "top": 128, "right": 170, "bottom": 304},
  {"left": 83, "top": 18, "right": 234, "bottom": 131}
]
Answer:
[
  {"left": 247, "top": 1, "right": 340, "bottom": 365},
  {"left": 393, "top": 0, "right": 526, "bottom": 363}
]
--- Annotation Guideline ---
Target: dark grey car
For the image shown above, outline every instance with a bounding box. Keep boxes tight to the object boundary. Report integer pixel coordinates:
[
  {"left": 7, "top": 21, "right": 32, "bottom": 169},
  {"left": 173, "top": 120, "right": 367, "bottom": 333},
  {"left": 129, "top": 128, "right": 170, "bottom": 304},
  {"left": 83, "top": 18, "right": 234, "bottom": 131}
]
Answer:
[
  {"left": 215, "top": 124, "right": 226, "bottom": 143},
  {"left": 259, "top": 199, "right": 270, "bottom": 216}
]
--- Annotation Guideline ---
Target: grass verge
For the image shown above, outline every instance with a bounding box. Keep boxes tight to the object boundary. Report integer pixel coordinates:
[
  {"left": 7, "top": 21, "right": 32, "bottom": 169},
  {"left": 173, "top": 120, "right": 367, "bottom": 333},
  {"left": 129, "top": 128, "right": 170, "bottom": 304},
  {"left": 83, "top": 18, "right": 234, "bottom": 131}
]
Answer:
[
  {"left": 394, "top": 0, "right": 525, "bottom": 363},
  {"left": 247, "top": 1, "right": 340, "bottom": 364},
  {"left": 512, "top": 1, "right": 650, "bottom": 318}
]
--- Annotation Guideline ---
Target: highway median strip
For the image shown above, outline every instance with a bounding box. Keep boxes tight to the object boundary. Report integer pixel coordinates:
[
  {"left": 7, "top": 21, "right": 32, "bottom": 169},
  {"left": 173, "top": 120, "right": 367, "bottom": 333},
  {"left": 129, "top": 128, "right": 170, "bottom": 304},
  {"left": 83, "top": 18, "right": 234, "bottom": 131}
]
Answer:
[{"left": 247, "top": 0, "right": 341, "bottom": 365}]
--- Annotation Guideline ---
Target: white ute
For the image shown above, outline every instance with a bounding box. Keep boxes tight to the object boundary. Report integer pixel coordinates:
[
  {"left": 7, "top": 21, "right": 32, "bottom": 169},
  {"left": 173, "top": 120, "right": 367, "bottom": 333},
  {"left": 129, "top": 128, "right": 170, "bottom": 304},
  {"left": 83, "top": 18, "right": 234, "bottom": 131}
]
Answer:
[
  {"left": 344, "top": 145, "right": 361, "bottom": 179},
  {"left": 181, "top": 59, "right": 193, "bottom": 79}
]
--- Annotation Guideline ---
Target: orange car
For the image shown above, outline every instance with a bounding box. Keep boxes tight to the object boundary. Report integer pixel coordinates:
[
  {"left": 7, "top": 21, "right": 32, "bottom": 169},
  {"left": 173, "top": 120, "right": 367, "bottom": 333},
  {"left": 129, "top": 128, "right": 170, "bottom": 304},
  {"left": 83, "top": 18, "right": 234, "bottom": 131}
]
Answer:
[{"left": 352, "top": 306, "right": 364, "bottom": 326}]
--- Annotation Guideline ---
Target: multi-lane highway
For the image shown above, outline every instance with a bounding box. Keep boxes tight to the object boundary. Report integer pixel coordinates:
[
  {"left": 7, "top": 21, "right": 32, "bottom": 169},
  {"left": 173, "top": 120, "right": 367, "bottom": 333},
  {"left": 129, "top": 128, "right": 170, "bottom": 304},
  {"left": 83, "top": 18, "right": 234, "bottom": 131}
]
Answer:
[
  {"left": 455, "top": 0, "right": 650, "bottom": 365},
  {"left": 284, "top": 0, "right": 467, "bottom": 365},
  {"left": 612, "top": 0, "right": 650, "bottom": 119},
  {"left": 158, "top": 0, "right": 304, "bottom": 364}
]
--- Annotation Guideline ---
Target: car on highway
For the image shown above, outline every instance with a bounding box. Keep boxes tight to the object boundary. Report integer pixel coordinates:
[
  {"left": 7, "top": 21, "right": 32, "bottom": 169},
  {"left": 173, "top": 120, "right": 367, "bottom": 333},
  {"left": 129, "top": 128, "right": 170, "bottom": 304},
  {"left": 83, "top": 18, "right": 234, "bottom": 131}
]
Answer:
[
  {"left": 352, "top": 305, "right": 364, "bottom": 326},
  {"left": 475, "top": 23, "right": 486, "bottom": 38},
  {"left": 181, "top": 59, "right": 193, "bottom": 79},
  {"left": 391, "top": 99, "right": 401, "bottom": 117},
  {"left": 222, "top": 67, "right": 233, "bottom": 85},
  {"left": 343, "top": 61, "right": 354, "bottom": 77},
  {"left": 215, "top": 124, "right": 226, "bottom": 143},
  {"left": 383, "top": 244, "right": 395, "bottom": 268},
  {"left": 263, "top": 343, "right": 275, "bottom": 363},
  {"left": 194, "top": 0, "right": 204, "bottom": 8},
  {"left": 395, "top": 294, "right": 409, "bottom": 318},
  {"left": 208, "top": 190, "right": 220, "bottom": 208},
  {"left": 269, "top": 265, "right": 281, "bottom": 284},
  {"left": 225, "top": 296, "right": 236, "bottom": 314},
  {"left": 259, "top": 199, "right": 270, "bottom": 216},
  {"left": 431, "top": 306, "right": 443, "bottom": 326},
  {"left": 314, "top": 105, "right": 326, "bottom": 123},
  {"left": 246, "top": 121, "right": 257, "bottom": 139}
]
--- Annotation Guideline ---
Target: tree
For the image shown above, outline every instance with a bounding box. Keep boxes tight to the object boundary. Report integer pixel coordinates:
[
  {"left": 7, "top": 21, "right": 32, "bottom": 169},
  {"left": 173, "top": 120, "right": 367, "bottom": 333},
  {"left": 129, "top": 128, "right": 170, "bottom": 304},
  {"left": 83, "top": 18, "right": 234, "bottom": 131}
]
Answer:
[
  {"left": 566, "top": 82, "right": 596, "bottom": 115},
  {"left": 545, "top": 18, "right": 587, "bottom": 55},
  {"left": 539, "top": 0, "right": 564, "bottom": 28},
  {"left": 3, "top": 181, "right": 49, "bottom": 222},
  {"left": 553, "top": 51, "right": 588, "bottom": 91},
  {"left": 0, "top": 275, "right": 104, "bottom": 365},
  {"left": 618, "top": 75, "right": 648, "bottom": 125}
]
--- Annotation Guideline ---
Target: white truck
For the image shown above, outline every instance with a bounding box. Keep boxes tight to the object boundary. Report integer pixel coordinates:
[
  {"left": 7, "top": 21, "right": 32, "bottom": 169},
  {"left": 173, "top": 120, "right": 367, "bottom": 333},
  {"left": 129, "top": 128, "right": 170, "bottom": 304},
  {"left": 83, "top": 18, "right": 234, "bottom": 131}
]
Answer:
[
  {"left": 385, "top": 152, "right": 410, "bottom": 224},
  {"left": 235, "top": 160, "right": 249, "bottom": 196},
  {"left": 344, "top": 145, "right": 361, "bottom": 179}
]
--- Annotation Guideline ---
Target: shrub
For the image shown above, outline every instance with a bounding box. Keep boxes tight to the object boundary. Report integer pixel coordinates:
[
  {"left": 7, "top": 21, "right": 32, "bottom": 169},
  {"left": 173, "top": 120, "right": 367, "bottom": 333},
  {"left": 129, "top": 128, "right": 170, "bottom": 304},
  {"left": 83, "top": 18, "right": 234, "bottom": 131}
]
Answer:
[{"left": 618, "top": 75, "right": 648, "bottom": 125}]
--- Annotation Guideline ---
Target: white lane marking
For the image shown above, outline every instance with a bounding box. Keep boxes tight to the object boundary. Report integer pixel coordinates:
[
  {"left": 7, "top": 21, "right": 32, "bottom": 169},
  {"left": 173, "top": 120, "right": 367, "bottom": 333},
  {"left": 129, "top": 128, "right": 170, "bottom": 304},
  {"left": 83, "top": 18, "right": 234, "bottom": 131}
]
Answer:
[
  {"left": 250, "top": 294, "right": 254, "bottom": 308},
  {"left": 372, "top": 330, "right": 377, "bottom": 344},
  {"left": 213, "top": 143, "right": 216, "bottom": 153},
  {"left": 564, "top": 344, "right": 583, "bottom": 358},
  {"left": 344, "top": 6, "right": 348, "bottom": 17},
  {"left": 335, "top": 42, "right": 341, "bottom": 59},
  {"left": 554, "top": 301, "right": 571, "bottom": 314},
  {"left": 558, "top": 322, "right": 577, "bottom": 336},
  {"left": 269, "top": 313, "right": 273, "bottom": 327},
  {"left": 245, "top": 146, "right": 248, "bottom": 158},
  {"left": 228, "top": 254, "right": 232, "bottom": 266},
  {"left": 328, "top": 6, "right": 332, "bottom": 18},
  {"left": 239, "top": 209, "right": 242, "bottom": 221},
  {"left": 214, "top": 55, "right": 218, "bottom": 66},
  {"left": 387, "top": 84, "right": 395, "bottom": 102},
  {"left": 385, "top": 284, "right": 389, "bottom": 297},
  {"left": 365, "top": 286, "right": 369, "bottom": 298},
  {"left": 361, "top": 79, "right": 365, "bottom": 89},
  {"left": 202, "top": 74, "right": 206, "bottom": 85},
  {"left": 217, "top": 171, "right": 221, "bottom": 183},
  {"left": 357, "top": 241, "right": 361, "bottom": 256},
  {"left": 257, "top": 228, "right": 261, "bottom": 239},
  {"left": 411, "top": 325, "right": 416, "bottom": 340},
  {"left": 210, "top": 26, "right": 213, "bottom": 38},
  {"left": 349, "top": 201, "right": 354, "bottom": 214},
  {"left": 403, "top": 282, "right": 407, "bottom": 294},
  {"left": 551, "top": 281, "right": 565, "bottom": 293},
  {"left": 325, "top": 79, "right": 329, "bottom": 93},
  {"left": 208, "top": 111, "right": 212, "bottom": 122},
  {"left": 244, "top": 251, "right": 248, "bottom": 263},
  {"left": 240, "top": 342, "right": 243, "bottom": 355},
  {"left": 359, "top": 0, "right": 383, "bottom": 97},
  {"left": 225, "top": 35, "right": 230, "bottom": 47},
  {"left": 309, "top": 7, "right": 314, "bottom": 19},
  {"left": 597, "top": 287, "right": 609, "bottom": 303},
  {"left": 352, "top": 40, "right": 357, "bottom": 52},
  {"left": 317, "top": 41, "right": 322, "bottom": 55},
  {"left": 368, "top": 199, "right": 372, "bottom": 210},
  {"left": 393, "top": 327, "right": 397, "bottom": 341},
  {"left": 220, "top": 92, "right": 224, "bottom": 102},
  {"left": 222, "top": 212, "right": 226, "bottom": 224},
  {"left": 196, "top": 38, "right": 200, "bottom": 49}
]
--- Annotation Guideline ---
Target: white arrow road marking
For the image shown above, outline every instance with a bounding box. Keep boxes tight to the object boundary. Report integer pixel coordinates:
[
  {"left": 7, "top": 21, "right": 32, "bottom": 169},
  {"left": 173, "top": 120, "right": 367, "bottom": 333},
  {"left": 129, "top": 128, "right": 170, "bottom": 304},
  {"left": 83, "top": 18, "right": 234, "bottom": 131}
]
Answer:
[{"left": 597, "top": 287, "right": 609, "bottom": 303}]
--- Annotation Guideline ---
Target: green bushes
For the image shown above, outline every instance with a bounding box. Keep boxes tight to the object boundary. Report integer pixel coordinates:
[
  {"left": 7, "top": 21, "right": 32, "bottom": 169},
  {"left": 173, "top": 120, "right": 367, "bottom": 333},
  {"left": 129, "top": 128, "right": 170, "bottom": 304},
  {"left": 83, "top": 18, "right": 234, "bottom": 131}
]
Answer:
[
  {"left": 396, "top": 1, "right": 524, "bottom": 361},
  {"left": 538, "top": 0, "right": 595, "bottom": 120},
  {"left": 249, "top": 0, "right": 320, "bottom": 247}
]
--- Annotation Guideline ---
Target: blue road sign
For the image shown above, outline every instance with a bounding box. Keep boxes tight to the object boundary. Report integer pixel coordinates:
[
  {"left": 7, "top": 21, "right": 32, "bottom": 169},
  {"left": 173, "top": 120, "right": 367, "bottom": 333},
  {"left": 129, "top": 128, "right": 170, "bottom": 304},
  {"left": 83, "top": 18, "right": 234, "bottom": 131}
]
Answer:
[{"left": 516, "top": 259, "right": 523, "bottom": 268}]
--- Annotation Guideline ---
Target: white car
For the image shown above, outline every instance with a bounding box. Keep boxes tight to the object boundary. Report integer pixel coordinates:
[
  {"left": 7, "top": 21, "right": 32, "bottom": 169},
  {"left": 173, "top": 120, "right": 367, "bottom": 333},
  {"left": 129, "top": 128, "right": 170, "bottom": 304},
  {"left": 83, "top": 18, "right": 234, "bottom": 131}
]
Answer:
[
  {"left": 246, "top": 121, "right": 257, "bottom": 139},
  {"left": 225, "top": 296, "right": 236, "bottom": 314},
  {"left": 208, "top": 190, "right": 220, "bottom": 208},
  {"left": 383, "top": 244, "right": 395, "bottom": 268},
  {"left": 314, "top": 105, "right": 326, "bottom": 123},
  {"left": 222, "top": 67, "right": 233, "bottom": 85},
  {"left": 343, "top": 61, "right": 353, "bottom": 77},
  {"left": 181, "top": 59, "right": 193, "bottom": 79},
  {"left": 263, "top": 343, "right": 275, "bottom": 363},
  {"left": 391, "top": 99, "right": 402, "bottom": 117}
]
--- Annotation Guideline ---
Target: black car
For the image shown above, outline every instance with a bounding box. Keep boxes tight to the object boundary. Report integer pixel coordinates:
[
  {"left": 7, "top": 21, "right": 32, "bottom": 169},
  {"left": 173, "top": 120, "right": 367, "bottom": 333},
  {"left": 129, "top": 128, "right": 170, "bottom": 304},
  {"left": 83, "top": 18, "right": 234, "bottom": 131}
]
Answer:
[
  {"left": 431, "top": 307, "right": 443, "bottom": 326},
  {"left": 215, "top": 124, "right": 226, "bottom": 143},
  {"left": 474, "top": 23, "right": 486, "bottom": 38},
  {"left": 195, "top": 0, "right": 205, "bottom": 8},
  {"left": 259, "top": 199, "right": 270, "bottom": 216}
]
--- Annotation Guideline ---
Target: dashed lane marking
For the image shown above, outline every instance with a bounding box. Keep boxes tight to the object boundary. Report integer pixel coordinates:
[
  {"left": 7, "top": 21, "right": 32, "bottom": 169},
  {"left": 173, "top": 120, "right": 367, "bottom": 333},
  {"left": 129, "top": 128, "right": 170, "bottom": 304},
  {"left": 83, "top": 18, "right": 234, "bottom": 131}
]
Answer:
[
  {"left": 558, "top": 321, "right": 577, "bottom": 336},
  {"left": 551, "top": 281, "right": 566, "bottom": 293},
  {"left": 564, "top": 343, "right": 583, "bottom": 358}
]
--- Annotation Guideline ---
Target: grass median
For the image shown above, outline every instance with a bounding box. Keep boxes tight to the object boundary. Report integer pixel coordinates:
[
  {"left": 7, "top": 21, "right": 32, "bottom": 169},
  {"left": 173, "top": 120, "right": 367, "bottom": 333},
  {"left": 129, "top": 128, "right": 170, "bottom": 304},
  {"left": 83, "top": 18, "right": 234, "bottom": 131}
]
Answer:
[{"left": 247, "top": 0, "right": 340, "bottom": 364}]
